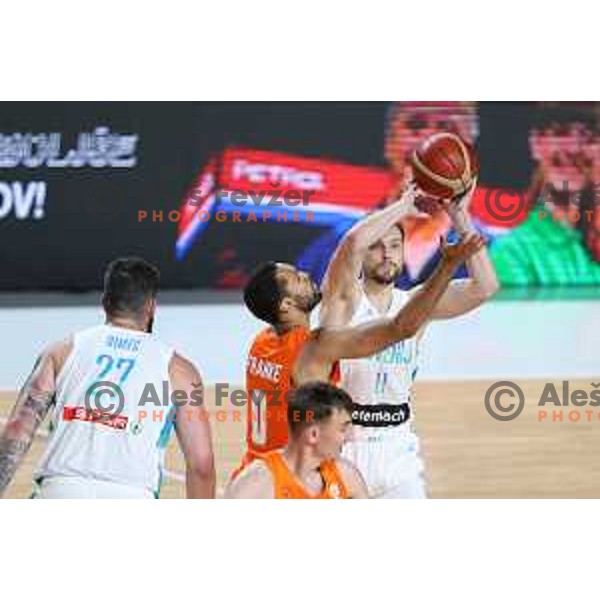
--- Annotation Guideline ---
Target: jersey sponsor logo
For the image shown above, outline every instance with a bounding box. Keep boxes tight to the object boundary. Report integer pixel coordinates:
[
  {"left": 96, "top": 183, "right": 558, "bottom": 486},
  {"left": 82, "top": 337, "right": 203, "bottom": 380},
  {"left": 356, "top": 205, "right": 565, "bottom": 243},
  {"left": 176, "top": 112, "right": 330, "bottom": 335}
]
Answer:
[
  {"left": 351, "top": 402, "right": 411, "bottom": 427},
  {"left": 63, "top": 405, "right": 129, "bottom": 430},
  {"left": 246, "top": 355, "right": 284, "bottom": 383}
]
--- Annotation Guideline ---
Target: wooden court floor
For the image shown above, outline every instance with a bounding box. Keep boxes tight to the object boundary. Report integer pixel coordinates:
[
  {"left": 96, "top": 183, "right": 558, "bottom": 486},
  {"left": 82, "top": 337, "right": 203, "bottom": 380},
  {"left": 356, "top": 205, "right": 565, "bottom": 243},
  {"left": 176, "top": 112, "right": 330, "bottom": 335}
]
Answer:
[{"left": 2, "top": 379, "right": 599, "bottom": 498}]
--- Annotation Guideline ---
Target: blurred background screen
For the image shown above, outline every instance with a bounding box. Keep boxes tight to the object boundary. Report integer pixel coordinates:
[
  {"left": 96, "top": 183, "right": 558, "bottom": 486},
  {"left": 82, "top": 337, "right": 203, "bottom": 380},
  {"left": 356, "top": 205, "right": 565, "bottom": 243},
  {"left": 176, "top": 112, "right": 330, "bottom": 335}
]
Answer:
[{"left": 2, "top": 101, "right": 600, "bottom": 293}]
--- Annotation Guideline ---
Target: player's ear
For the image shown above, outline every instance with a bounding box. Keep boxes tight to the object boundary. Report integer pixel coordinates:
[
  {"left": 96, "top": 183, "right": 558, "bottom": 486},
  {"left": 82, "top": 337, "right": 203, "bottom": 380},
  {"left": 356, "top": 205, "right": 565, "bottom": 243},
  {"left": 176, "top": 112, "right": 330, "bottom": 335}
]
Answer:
[{"left": 306, "top": 424, "right": 320, "bottom": 445}]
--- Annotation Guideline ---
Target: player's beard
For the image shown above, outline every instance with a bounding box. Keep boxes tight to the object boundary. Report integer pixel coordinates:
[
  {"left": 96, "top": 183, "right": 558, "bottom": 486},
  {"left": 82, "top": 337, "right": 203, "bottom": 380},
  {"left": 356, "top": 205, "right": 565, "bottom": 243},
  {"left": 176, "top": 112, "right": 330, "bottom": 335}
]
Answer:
[
  {"left": 146, "top": 316, "right": 154, "bottom": 333},
  {"left": 366, "top": 261, "right": 402, "bottom": 285},
  {"left": 295, "top": 283, "right": 322, "bottom": 314}
]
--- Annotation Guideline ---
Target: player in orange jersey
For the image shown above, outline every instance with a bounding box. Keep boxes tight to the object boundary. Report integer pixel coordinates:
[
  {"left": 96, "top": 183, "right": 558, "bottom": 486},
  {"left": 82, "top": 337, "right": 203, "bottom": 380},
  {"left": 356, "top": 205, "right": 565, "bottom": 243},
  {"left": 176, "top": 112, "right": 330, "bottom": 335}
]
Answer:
[
  {"left": 236, "top": 185, "right": 485, "bottom": 473},
  {"left": 225, "top": 382, "right": 368, "bottom": 499}
]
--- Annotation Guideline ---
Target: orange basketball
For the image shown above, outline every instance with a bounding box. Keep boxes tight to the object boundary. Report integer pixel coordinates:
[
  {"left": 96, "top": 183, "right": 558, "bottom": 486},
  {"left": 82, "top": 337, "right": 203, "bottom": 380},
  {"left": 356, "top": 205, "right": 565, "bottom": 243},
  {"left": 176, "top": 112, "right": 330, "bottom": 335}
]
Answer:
[{"left": 410, "top": 132, "right": 478, "bottom": 200}]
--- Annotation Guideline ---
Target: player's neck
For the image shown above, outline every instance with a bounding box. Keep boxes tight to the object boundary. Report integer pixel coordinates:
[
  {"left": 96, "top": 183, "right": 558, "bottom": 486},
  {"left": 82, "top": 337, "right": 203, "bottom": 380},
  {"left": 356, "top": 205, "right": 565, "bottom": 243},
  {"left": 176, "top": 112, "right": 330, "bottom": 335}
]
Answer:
[
  {"left": 275, "top": 314, "right": 310, "bottom": 335},
  {"left": 106, "top": 316, "right": 147, "bottom": 332},
  {"left": 362, "top": 279, "right": 394, "bottom": 313},
  {"left": 282, "top": 444, "right": 321, "bottom": 480}
]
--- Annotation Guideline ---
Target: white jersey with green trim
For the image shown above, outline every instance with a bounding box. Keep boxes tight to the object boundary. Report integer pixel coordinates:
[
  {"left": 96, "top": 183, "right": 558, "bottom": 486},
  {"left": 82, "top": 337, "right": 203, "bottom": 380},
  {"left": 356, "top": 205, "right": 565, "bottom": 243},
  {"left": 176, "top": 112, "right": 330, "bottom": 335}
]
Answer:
[
  {"left": 340, "top": 288, "right": 421, "bottom": 437},
  {"left": 34, "top": 324, "right": 175, "bottom": 497}
]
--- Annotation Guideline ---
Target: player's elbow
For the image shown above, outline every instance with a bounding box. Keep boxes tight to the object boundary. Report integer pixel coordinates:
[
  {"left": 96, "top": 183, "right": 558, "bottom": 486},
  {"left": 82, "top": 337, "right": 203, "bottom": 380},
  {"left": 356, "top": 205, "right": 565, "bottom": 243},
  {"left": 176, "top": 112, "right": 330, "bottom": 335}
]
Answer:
[
  {"left": 186, "top": 453, "right": 215, "bottom": 482},
  {"left": 487, "top": 278, "right": 500, "bottom": 298},
  {"left": 341, "top": 229, "right": 369, "bottom": 255},
  {"left": 477, "top": 278, "right": 500, "bottom": 301}
]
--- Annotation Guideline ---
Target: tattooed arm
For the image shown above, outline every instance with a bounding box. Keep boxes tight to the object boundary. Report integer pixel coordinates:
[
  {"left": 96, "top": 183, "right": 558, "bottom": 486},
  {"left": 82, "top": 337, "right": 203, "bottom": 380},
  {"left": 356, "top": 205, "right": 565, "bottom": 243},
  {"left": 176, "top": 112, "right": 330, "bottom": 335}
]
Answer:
[{"left": 0, "top": 346, "right": 63, "bottom": 498}]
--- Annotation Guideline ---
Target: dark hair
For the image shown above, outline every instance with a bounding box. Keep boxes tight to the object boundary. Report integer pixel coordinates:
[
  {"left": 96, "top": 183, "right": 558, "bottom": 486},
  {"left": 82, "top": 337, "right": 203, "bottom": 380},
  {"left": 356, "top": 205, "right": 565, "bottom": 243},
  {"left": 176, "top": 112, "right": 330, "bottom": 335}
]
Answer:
[
  {"left": 102, "top": 257, "right": 160, "bottom": 317},
  {"left": 287, "top": 382, "right": 354, "bottom": 435},
  {"left": 243, "top": 262, "right": 283, "bottom": 326}
]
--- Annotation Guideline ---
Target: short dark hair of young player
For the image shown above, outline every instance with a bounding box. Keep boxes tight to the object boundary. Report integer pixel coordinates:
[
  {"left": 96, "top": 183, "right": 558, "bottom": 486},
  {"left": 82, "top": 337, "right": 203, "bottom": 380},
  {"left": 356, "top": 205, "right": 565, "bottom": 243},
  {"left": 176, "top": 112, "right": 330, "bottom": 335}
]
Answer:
[
  {"left": 243, "top": 262, "right": 284, "bottom": 326},
  {"left": 102, "top": 257, "right": 160, "bottom": 317},
  {"left": 287, "top": 382, "right": 354, "bottom": 435}
]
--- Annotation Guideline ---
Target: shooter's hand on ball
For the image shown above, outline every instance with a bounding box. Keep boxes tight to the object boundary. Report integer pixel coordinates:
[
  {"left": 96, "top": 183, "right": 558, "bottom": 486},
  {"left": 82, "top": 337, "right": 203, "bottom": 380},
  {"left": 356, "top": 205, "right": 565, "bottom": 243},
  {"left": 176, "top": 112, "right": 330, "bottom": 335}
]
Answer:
[
  {"left": 446, "top": 177, "right": 478, "bottom": 219},
  {"left": 396, "top": 179, "right": 421, "bottom": 215}
]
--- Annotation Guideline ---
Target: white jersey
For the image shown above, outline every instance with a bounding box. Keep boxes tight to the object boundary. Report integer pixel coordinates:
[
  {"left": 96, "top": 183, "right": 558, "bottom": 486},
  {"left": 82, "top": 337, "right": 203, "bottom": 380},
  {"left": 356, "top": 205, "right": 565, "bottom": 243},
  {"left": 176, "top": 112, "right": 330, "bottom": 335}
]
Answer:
[
  {"left": 341, "top": 287, "right": 427, "bottom": 498},
  {"left": 35, "top": 324, "right": 175, "bottom": 497},
  {"left": 340, "top": 288, "right": 421, "bottom": 437}
]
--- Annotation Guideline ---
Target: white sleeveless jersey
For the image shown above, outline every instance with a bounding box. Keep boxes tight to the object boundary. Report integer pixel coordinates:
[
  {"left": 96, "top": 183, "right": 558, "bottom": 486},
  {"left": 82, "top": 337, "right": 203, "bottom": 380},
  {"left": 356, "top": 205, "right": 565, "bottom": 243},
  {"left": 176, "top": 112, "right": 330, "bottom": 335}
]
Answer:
[
  {"left": 340, "top": 288, "right": 421, "bottom": 435},
  {"left": 35, "top": 324, "right": 175, "bottom": 497}
]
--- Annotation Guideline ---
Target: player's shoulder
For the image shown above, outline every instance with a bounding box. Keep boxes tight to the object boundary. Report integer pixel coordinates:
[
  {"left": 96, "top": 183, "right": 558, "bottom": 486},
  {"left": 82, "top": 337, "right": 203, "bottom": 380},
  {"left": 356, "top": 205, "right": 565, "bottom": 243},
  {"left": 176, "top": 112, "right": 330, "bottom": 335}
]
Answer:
[
  {"left": 225, "top": 460, "right": 274, "bottom": 499},
  {"left": 334, "top": 457, "right": 360, "bottom": 478},
  {"left": 248, "top": 326, "right": 277, "bottom": 354},
  {"left": 291, "top": 325, "right": 312, "bottom": 340},
  {"left": 334, "top": 457, "right": 369, "bottom": 499},
  {"left": 44, "top": 336, "right": 74, "bottom": 370},
  {"left": 45, "top": 336, "right": 73, "bottom": 357},
  {"left": 27, "top": 336, "right": 74, "bottom": 382},
  {"left": 170, "top": 352, "right": 202, "bottom": 381}
]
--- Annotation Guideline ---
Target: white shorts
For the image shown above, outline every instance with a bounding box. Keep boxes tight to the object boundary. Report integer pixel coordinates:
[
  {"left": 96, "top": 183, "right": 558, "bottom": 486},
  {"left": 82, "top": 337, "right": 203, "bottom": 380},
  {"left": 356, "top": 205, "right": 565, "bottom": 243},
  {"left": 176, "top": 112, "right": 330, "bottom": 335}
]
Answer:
[
  {"left": 33, "top": 476, "right": 154, "bottom": 499},
  {"left": 342, "top": 428, "right": 427, "bottom": 499}
]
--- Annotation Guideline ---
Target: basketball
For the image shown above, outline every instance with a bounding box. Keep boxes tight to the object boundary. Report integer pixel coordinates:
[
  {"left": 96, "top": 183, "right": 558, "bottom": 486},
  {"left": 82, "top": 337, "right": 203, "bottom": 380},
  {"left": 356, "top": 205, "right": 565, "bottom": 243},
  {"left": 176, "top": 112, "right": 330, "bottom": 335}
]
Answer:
[{"left": 410, "top": 132, "right": 479, "bottom": 200}]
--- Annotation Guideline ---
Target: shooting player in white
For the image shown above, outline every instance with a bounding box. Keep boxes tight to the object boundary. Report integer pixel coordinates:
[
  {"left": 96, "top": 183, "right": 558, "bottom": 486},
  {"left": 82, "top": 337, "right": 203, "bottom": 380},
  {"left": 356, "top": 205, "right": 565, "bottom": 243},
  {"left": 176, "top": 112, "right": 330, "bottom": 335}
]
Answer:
[{"left": 320, "top": 181, "right": 498, "bottom": 498}]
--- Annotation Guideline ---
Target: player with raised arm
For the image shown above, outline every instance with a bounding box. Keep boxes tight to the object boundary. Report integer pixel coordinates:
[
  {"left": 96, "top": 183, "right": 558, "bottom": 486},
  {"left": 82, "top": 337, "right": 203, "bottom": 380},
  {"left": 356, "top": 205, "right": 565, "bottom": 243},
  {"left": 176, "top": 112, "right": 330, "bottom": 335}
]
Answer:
[
  {"left": 335, "top": 180, "right": 499, "bottom": 498},
  {"left": 0, "top": 257, "right": 215, "bottom": 499},
  {"left": 234, "top": 184, "right": 485, "bottom": 477}
]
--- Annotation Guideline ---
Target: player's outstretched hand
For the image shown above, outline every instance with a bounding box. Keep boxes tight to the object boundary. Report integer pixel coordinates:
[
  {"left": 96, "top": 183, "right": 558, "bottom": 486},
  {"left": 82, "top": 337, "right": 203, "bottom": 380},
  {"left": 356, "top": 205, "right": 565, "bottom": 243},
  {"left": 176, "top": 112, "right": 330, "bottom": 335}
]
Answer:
[{"left": 439, "top": 231, "right": 485, "bottom": 267}]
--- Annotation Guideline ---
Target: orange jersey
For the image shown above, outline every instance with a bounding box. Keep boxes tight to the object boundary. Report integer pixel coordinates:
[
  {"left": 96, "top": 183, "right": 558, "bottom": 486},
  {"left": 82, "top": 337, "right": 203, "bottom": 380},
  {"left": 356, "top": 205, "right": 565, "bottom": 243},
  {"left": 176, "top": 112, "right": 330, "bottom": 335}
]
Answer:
[
  {"left": 261, "top": 451, "right": 348, "bottom": 499},
  {"left": 244, "top": 325, "right": 340, "bottom": 456}
]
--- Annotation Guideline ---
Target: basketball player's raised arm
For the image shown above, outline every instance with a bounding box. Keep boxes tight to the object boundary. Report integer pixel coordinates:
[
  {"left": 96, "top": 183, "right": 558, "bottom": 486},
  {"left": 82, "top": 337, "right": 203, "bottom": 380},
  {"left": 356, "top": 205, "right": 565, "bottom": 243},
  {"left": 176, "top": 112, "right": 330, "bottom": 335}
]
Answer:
[
  {"left": 0, "top": 348, "right": 58, "bottom": 498},
  {"left": 319, "top": 183, "right": 420, "bottom": 328},
  {"left": 430, "top": 182, "right": 499, "bottom": 320},
  {"left": 224, "top": 462, "right": 274, "bottom": 499},
  {"left": 295, "top": 234, "right": 484, "bottom": 375},
  {"left": 170, "top": 354, "right": 216, "bottom": 499}
]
